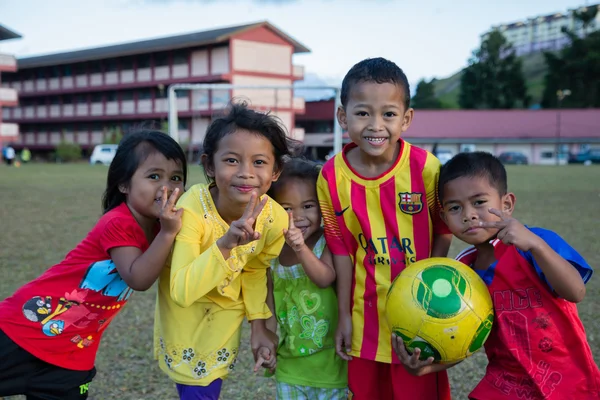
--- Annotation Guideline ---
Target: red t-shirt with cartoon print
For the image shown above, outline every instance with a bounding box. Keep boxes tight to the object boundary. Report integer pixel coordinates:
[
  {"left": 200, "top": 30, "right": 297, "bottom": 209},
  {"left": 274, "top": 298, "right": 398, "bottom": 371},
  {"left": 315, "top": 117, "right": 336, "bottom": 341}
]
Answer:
[{"left": 0, "top": 203, "right": 148, "bottom": 371}]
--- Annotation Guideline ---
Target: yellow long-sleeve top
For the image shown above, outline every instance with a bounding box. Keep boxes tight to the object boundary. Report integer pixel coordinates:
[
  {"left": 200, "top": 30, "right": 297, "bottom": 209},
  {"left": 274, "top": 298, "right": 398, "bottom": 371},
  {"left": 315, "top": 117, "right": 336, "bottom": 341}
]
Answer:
[{"left": 154, "top": 183, "right": 287, "bottom": 385}]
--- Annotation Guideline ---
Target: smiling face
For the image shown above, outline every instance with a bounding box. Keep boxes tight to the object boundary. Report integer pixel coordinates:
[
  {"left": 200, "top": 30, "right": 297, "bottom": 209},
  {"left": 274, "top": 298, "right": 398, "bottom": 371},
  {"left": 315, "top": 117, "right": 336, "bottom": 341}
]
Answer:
[
  {"left": 204, "top": 129, "right": 281, "bottom": 222},
  {"left": 273, "top": 178, "right": 321, "bottom": 241},
  {"left": 120, "top": 150, "right": 185, "bottom": 228},
  {"left": 440, "top": 175, "right": 515, "bottom": 246},
  {"left": 337, "top": 81, "right": 413, "bottom": 162}
]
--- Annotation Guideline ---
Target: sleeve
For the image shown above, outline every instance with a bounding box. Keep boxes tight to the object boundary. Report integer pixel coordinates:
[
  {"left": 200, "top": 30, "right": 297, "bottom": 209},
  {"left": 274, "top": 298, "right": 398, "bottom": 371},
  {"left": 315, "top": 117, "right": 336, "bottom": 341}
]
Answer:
[
  {"left": 241, "top": 201, "right": 286, "bottom": 320},
  {"left": 424, "top": 154, "right": 451, "bottom": 235},
  {"left": 317, "top": 166, "right": 348, "bottom": 255},
  {"left": 98, "top": 216, "right": 147, "bottom": 253},
  {"left": 518, "top": 227, "right": 593, "bottom": 287},
  {"left": 169, "top": 188, "right": 248, "bottom": 308}
]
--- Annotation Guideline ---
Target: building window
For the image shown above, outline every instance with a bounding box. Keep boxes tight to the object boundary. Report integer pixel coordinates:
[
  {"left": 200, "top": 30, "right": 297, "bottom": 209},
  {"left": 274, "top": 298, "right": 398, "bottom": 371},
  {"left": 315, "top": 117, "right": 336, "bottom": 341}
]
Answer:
[
  {"left": 49, "top": 96, "right": 60, "bottom": 105},
  {"left": 36, "top": 69, "right": 46, "bottom": 79},
  {"left": 90, "top": 61, "right": 103, "bottom": 74},
  {"left": 139, "top": 88, "right": 153, "bottom": 100},
  {"left": 173, "top": 51, "right": 188, "bottom": 65},
  {"left": 541, "top": 151, "right": 554, "bottom": 159},
  {"left": 138, "top": 55, "right": 151, "bottom": 68},
  {"left": 74, "top": 63, "right": 87, "bottom": 75},
  {"left": 176, "top": 90, "right": 189, "bottom": 98},
  {"left": 121, "top": 90, "right": 135, "bottom": 101},
  {"left": 155, "top": 53, "right": 169, "bottom": 67},
  {"left": 106, "top": 91, "right": 117, "bottom": 102},
  {"left": 76, "top": 94, "right": 88, "bottom": 104},
  {"left": 62, "top": 95, "right": 73, "bottom": 105},
  {"left": 91, "top": 93, "right": 103, "bottom": 103},
  {"left": 178, "top": 119, "right": 189, "bottom": 130},
  {"left": 63, "top": 65, "right": 72, "bottom": 77},
  {"left": 106, "top": 59, "right": 118, "bottom": 72},
  {"left": 121, "top": 57, "right": 134, "bottom": 70}
]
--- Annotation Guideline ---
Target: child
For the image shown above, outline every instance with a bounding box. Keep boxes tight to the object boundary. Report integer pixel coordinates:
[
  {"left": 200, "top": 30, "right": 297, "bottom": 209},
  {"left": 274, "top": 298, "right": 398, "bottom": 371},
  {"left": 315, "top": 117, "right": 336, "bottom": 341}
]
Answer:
[
  {"left": 397, "top": 151, "right": 599, "bottom": 399},
  {"left": 0, "top": 129, "right": 187, "bottom": 399},
  {"left": 154, "top": 103, "right": 295, "bottom": 400},
  {"left": 265, "top": 158, "right": 347, "bottom": 399},
  {"left": 316, "top": 57, "right": 453, "bottom": 399}
]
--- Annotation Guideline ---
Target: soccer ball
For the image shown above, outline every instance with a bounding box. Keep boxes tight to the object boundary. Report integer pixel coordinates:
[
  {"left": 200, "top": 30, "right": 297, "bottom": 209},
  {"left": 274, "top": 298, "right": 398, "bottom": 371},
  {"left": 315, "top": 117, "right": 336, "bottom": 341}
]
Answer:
[{"left": 385, "top": 257, "right": 494, "bottom": 364}]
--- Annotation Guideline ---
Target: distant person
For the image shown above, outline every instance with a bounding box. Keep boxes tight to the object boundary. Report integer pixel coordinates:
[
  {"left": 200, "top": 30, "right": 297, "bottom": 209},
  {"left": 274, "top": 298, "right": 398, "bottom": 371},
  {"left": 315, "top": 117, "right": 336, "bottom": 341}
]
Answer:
[
  {"left": 4, "top": 145, "right": 15, "bottom": 166},
  {"left": 21, "top": 147, "right": 31, "bottom": 163},
  {"left": 0, "top": 130, "right": 187, "bottom": 399},
  {"left": 263, "top": 158, "right": 348, "bottom": 399},
  {"left": 317, "top": 57, "right": 452, "bottom": 399},
  {"left": 395, "top": 152, "right": 600, "bottom": 400},
  {"left": 154, "top": 103, "right": 295, "bottom": 400}
]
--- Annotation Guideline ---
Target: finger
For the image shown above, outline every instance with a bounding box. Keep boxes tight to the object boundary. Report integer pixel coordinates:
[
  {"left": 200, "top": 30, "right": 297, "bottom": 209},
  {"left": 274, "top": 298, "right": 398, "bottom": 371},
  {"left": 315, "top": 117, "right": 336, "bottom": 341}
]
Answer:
[
  {"left": 488, "top": 208, "right": 505, "bottom": 219},
  {"left": 242, "top": 191, "right": 258, "bottom": 220},
  {"left": 479, "top": 220, "right": 506, "bottom": 229},
  {"left": 166, "top": 188, "right": 180, "bottom": 209},
  {"left": 253, "top": 355, "right": 266, "bottom": 372},
  {"left": 161, "top": 186, "right": 168, "bottom": 208},
  {"left": 288, "top": 211, "right": 295, "bottom": 229},
  {"left": 251, "top": 196, "right": 268, "bottom": 220}
]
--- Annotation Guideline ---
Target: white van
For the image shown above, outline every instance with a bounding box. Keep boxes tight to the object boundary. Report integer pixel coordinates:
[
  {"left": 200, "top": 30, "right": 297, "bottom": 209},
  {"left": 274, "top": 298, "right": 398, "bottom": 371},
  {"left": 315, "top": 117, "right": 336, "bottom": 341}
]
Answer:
[{"left": 90, "top": 144, "right": 118, "bottom": 165}]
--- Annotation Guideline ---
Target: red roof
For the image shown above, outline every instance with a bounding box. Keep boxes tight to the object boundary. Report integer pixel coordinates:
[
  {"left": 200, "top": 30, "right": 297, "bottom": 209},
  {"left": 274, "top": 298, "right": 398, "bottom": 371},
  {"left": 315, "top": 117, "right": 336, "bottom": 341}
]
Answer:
[
  {"left": 298, "top": 99, "right": 600, "bottom": 139},
  {"left": 405, "top": 109, "right": 600, "bottom": 139}
]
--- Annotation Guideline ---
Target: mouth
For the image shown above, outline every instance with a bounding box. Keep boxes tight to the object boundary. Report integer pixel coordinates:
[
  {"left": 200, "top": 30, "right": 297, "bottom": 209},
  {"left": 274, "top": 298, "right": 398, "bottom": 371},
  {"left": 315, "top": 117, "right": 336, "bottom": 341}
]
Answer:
[
  {"left": 233, "top": 185, "right": 257, "bottom": 193},
  {"left": 364, "top": 136, "right": 388, "bottom": 146},
  {"left": 463, "top": 226, "right": 483, "bottom": 234}
]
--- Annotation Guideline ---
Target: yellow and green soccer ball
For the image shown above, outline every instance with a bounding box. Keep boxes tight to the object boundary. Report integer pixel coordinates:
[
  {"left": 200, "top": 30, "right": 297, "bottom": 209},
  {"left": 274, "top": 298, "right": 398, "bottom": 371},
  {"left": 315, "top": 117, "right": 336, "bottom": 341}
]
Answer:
[{"left": 385, "top": 257, "right": 494, "bottom": 364}]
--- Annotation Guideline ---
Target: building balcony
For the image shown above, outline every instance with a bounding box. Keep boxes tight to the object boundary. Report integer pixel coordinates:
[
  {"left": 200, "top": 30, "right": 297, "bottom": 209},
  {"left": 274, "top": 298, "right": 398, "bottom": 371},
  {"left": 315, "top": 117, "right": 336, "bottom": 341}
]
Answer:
[
  {"left": 292, "top": 65, "right": 305, "bottom": 81},
  {"left": 0, "top": 87, "right": 18, "bottom": 106},
  {"left": 0, "top": 53, "right": 17, "bottom": 73},
  {"left": 0, "top": 122, "right": 19, "bottom": 138}
]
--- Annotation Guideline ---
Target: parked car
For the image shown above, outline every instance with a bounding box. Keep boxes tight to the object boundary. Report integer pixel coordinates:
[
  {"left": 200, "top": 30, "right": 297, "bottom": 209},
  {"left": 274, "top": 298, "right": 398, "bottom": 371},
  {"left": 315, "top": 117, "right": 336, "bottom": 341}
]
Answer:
[
  {"left": 435, "top": 150, "right": 453, "bottom": 165},
  {"left": 498, "top": 152, "right": 528, "bottom": 165},
  {"left": 90, "top": 144, "right": 118, "bottom": 165},
  {"left": 568, "top": 149, "right": 600, "bottom": 165}
]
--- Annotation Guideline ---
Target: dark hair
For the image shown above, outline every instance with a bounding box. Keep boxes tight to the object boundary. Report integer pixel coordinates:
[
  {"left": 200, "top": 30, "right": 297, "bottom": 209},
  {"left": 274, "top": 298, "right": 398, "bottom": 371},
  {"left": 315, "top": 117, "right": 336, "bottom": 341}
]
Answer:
[
  {"left": 201, "top": 101, "right": 301, "bottom": 182},
  {"left": 340, "top": 57, "right": 411, "bottom": 109},
  {"left": 438, "top": 152, "right": 507, "bottom": 203},
  {"left": 102, "top": 129, "right": 188, "bottom": 213},
  {"left": 268, "top": 157, "right": 322, "bottom": 199}
]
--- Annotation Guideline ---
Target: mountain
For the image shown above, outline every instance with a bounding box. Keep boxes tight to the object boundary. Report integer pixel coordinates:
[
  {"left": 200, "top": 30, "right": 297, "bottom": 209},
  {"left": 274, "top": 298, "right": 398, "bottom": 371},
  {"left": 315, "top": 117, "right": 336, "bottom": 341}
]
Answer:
[
  {"left": 294, "top": 72, "right": 340, "bottom": 101},
  {"left": 433, "top": 51, "right": 551, "bottom": 109}
]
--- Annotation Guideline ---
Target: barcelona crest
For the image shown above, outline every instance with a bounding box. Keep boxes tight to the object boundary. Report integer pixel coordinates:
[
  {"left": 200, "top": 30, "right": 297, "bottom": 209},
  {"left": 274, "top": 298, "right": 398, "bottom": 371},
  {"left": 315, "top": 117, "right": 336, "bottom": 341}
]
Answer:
[{"left": 398, "top": 192, "right": 423, "bottom": 214}]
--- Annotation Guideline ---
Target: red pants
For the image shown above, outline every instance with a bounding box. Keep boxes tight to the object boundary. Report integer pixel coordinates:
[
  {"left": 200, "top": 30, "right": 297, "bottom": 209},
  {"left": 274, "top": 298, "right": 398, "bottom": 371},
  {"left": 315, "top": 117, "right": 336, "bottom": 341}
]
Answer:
[{"left": 348, "top": 357, "right": 451, "bottom": 400}]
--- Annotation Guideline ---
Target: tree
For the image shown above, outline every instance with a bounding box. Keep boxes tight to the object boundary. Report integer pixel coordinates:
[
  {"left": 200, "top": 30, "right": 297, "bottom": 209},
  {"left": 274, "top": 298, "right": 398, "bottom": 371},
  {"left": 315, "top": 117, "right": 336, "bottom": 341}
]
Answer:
[
  {"left": 459, "top": 30, "right": 529, "bottom": 109},
  {"left": 411, "top": 79, "right": 442, "bottom": 109},
  {"left": 542, "top": 6, "right": 600, "bottom": 108}
]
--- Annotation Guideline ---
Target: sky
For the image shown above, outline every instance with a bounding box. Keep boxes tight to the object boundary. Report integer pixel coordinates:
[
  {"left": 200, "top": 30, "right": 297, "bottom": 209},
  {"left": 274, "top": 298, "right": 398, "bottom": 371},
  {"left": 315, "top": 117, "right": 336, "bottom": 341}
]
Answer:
[{"left": 0, "top": 0, "right": 590, "bottom": 89}]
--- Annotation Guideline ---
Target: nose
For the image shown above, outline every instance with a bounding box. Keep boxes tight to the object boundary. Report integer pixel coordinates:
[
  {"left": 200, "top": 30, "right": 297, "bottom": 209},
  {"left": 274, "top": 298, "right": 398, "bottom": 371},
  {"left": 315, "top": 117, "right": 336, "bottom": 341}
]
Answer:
[
  {"left": 237, "top": 161, "right": 255, "bottom": 178},
  {"left": 462, "top": 206, "right": 479, "bottom": 223},
  {"left": 368, "top": 115, "right": 384, "bottom": 131}
]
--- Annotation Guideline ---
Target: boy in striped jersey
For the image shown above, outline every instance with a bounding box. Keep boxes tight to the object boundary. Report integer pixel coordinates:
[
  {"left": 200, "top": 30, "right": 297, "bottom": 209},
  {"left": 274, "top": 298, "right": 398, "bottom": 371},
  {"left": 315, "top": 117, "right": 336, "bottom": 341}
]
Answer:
[{"left": 317, "top": 57, "right": 453, "bottom": 399}]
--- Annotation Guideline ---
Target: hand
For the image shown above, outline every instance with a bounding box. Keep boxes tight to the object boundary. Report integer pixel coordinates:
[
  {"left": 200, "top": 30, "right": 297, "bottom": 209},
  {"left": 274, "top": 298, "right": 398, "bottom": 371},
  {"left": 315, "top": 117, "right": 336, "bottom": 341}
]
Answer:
[
  {"left": 253, "top": 346, "right": 276, "bottom": 374},
  {"left": 158, "top": 187, "right": 183, "bottom": 235},
  {"left": 250, "top": 323, "right": 278, "bottom": 371},
  {"left": 392, "top": 333, "right": 434, "bottom": 376},
  {"left": 283, "top": 211, "right": 306, "bottom": 252},
  {"left": 479, "top": 208, "right": 542, "bottom": 252},
  {"left": 335, "top": 313, "right": 353, "bottom": 361},
  {"left": 218, "top": 192, "right": 267, "bottom": 250}
]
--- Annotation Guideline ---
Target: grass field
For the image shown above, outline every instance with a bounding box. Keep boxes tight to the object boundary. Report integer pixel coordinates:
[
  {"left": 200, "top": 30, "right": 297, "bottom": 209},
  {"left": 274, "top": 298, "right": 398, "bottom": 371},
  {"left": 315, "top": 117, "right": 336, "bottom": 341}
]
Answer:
[{"left": 1, "top": 163, "right": 599, "bottom": 399}]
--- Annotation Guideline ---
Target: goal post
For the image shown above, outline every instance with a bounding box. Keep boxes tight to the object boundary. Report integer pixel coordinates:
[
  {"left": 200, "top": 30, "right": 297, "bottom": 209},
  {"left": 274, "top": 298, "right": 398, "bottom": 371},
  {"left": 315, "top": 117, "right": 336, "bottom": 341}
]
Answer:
[{"left": 167, "top": 83, "right": 344, "bottom": 155}]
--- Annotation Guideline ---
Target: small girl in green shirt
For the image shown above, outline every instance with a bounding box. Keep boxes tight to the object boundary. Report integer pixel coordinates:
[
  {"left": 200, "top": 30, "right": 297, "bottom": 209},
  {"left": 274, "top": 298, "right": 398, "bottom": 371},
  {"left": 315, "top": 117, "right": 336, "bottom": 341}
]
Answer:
[{"left": 264, "top": 158, "right": 348, "bottom": 400}]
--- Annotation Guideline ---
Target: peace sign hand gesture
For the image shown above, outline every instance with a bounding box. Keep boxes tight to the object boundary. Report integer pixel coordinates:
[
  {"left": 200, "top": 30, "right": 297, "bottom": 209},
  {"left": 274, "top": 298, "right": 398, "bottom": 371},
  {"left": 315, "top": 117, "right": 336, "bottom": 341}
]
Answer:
[
  {"left": 218, "top": 191, "right": 267, "bottom": 251},
  {"left": 478, "top": 208, "right": 542, "bottom": 252},
  {"left": 158, "top": 186, "right": 183, "bottom": 236},
  {"left": 283, "top": 211, "right": 306, "bottom": 253}
]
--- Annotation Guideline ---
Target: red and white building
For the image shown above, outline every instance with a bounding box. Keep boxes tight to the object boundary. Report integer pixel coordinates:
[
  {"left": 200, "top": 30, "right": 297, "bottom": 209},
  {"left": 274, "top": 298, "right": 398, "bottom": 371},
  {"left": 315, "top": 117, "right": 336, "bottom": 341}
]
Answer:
[
  {"left": 1, "top": 21, "right": 308, "bottom": 154},
  {"left": 0, "top": 23, "right": 21, "bottom": 148},
  {"left": 298, "top": 99, "right": 600, "bottom": 164}
]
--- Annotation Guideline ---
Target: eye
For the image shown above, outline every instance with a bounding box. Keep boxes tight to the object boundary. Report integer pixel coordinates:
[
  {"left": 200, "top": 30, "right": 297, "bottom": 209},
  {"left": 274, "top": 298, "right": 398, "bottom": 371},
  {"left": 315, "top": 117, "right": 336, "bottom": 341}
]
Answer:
[
  {"left": 254, "top": 160, "right": 267, "bottom": 166},
  {"left": 304, "top": 204, "right": 315, "bottom": 209},
  {"left": 448, "top": 205, "right": 460, "bottom": 212},
  {"left": 355, "top": 111, "right": 368, "bottom": 117},
  {"left": 171, "top": 175, "right": 183, "bottom": 182},
  {"left": 225, "top": 158, "right": 238, "bottom": 164},
  {"left": 384, "top": 112, "right": 397, "bottom": 118},
  {"left": 282, "top": 207, "right": 292, "bottom": 212},
  {"left": 148, "top": 174, "right": 159, "bottom": 180},
  {"left": 473, "top": 200, "right": 487, "bottom": 206}
]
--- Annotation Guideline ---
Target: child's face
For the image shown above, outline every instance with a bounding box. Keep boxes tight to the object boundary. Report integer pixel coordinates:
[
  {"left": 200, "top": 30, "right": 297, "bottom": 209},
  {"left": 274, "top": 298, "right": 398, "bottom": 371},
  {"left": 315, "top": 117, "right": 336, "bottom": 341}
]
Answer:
[
  {"left": 440, "top": 175, "right": 515, "bottom": 245},
  {"left": 121, "top": 151, "right": 185, "bottom": 224},
  {"left": 206, "top": 129, "right": 281, "bottom": 208},
  {"left": 337, "top": 81, "right": 413, "bottom": 160},
  {"left": 274, "top": 178, "right": 321, "bottom": 241}
]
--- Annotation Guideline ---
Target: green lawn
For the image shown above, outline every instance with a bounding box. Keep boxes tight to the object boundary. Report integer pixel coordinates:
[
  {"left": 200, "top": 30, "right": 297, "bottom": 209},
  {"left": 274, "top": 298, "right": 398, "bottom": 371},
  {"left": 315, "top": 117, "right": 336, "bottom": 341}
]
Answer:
[{"left": 1, "top": 163, "right": 598, "bottom": 399}]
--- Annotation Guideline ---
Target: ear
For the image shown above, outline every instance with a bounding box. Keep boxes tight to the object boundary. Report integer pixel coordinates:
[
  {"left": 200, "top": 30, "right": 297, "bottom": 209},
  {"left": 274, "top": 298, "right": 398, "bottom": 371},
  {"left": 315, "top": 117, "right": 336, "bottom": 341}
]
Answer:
[
  {"left": 118, "top": 184, "right": 128, "bottom": 194},
  {"left": 201, "top": 154, "right": 215, "bottom": 178},
  {"left": 401, "top": 108, "right": 415, "bottom": 133},
  {"left": 336, "top": 105, "right": 348, "bottom": 131},
  {"left": 502, "top": 192, "right": 516, "bottom": 217},
  {"left": 439, "top": 208, "right": 448, "bottom": 224},
  {"left": 272, "top": 167, "right": 282, "bottom": 183}
]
